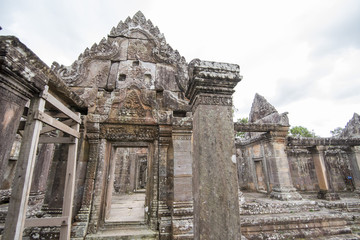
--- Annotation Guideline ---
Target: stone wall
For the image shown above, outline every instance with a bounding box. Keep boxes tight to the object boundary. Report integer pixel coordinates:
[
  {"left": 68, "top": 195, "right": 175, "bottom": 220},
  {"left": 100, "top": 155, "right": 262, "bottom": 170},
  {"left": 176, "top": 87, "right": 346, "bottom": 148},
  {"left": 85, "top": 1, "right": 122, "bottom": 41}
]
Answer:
[{"left": 236, "top": 94, "right": 360, "bottom": 197}]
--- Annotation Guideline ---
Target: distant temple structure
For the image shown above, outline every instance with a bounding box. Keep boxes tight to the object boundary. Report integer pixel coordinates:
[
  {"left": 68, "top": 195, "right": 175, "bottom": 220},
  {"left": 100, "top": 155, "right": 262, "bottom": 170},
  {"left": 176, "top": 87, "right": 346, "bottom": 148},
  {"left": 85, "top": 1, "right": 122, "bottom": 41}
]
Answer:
[{"left": 1, "top": 11, "right": 360, "bottom": 240}]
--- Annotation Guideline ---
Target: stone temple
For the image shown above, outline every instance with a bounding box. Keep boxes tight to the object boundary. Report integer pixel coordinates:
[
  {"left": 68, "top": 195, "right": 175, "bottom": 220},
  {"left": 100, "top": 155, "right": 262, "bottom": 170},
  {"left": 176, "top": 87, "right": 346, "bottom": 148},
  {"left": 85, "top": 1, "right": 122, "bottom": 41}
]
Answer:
[{"left": 0, "top": 11, "right": 360, "bottom": 239}]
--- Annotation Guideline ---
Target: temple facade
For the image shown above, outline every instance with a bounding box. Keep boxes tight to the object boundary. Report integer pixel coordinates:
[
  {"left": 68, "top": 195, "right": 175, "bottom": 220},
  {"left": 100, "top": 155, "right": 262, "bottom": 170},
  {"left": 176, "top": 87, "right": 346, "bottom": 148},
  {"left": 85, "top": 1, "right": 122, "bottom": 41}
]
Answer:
[{"left": 1, "top": 11, "right": 360, "bottom": 240}]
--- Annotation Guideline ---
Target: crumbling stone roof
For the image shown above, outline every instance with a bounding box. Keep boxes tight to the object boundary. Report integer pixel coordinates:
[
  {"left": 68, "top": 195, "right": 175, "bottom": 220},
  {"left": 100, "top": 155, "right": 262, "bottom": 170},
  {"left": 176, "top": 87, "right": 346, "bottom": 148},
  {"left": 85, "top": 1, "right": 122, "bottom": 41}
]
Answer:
[
  {"left": 249, "top": 93, "right": 278, "bottom": 123},
  {"left": 340, "top": 113, "right": 360, "bottom": 138},
  {"left": 0, "top": 36, "right": 86, "bottom": 111}
]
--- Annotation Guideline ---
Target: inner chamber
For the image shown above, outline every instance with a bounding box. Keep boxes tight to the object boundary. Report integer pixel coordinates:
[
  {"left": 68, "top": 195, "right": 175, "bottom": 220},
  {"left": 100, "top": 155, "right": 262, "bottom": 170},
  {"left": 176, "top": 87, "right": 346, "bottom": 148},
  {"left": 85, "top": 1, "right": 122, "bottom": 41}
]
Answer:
[{"left": 106, "top": 147, "right": 148, "bottom": 222}]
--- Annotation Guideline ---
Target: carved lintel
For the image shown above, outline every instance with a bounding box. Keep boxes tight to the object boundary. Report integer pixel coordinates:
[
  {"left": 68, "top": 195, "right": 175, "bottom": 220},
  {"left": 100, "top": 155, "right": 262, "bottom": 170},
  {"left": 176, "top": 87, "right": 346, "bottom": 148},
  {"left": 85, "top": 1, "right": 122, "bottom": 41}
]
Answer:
[{"left": 100, "top": 124, "right": 158, "bottom": 141}]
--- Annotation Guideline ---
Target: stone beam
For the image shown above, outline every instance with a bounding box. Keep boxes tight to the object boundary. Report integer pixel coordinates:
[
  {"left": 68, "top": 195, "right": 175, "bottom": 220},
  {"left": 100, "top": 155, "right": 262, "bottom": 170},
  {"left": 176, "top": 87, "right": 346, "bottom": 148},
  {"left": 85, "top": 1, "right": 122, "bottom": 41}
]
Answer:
[
  {"left": 186, "top": 59, "right": 241, "bottom": 239},
  {"left": 287, "top": 137, "right": 360, "bottom": 147},
  {"left": 234, "top": 122, "right": 289, "bottom": 132}
]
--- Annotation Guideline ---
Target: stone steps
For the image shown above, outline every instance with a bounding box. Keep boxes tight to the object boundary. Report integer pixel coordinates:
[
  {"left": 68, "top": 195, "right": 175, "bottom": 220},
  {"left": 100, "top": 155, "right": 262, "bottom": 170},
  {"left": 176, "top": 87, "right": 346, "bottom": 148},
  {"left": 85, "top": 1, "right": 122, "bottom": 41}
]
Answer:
[
  {"left": 240, "top": 200, "right": 319, "bottom": 215},
  {"left": 85, "top": 221, "right": 158, "bottom": 240},
  {"left": 316, "top": 233, "right": 360, "bottom": 240},
  {"left": 241, "top": 211, "right": 360, "bottom": 240}
]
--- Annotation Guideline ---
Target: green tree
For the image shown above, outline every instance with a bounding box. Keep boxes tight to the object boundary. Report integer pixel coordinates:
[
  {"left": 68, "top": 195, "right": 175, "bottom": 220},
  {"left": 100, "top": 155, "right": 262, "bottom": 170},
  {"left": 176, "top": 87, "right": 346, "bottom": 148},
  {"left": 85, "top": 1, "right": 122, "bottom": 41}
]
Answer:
[
  {"left": 330, "top": 127, "right": 343, "bottom": 138},
  {"left": 236, "top": 117, "right": 248, "bottom": 138},
  {"left": 289, "top": 126, "right": 317, "bottom": 138}
]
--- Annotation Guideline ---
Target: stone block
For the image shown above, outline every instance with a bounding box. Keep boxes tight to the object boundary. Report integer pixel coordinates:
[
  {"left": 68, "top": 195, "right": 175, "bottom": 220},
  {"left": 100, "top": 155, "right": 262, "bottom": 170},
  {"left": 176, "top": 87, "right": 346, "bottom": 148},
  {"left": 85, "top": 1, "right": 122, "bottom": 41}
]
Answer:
[{"left": 174, "top": 177, "right": 193, "bottom": 202}]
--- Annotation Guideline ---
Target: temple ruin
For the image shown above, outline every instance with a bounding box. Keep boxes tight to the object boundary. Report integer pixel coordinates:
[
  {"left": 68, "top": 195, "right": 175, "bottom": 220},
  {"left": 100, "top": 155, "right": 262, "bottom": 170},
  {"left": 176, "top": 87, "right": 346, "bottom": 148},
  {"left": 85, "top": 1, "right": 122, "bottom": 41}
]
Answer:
[{"left": 0, "top": 11, "right": 360, "bottom": 240}]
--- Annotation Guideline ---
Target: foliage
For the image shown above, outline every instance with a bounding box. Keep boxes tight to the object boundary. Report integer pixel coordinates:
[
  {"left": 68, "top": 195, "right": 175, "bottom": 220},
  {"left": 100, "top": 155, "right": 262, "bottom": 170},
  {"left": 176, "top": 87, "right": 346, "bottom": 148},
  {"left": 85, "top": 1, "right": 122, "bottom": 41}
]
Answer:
[
  {"left": 236, "top": 117, "right": 248, "bottom": 138},
  {"left": 289, "top": 126, "right": 317, "bottom": 138},
  {"left": 237, "top": 117, "right": 249, "bottom": 124},
  {"left": 330, "top": 127, "right": 343, "bottom": 138}
]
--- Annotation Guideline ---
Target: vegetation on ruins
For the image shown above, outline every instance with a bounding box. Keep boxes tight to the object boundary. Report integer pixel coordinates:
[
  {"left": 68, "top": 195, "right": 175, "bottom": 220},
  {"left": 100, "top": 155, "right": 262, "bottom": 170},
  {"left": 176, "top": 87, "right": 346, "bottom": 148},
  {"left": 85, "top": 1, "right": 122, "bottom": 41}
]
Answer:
[
  {"left": 330, "top": 127, "right": 344, "bottom": 138},
  {"left": 289, "top": 126, "right": 317, "bottom": 138},
  {"left": 236, "top": 117, "right": 249, "bottom": 138}
]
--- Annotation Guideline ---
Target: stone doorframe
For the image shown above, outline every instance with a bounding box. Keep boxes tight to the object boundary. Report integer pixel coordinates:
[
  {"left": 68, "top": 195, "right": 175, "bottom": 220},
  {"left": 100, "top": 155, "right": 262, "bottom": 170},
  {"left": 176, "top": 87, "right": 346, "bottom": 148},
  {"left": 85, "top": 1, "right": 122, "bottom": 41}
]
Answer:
[
  {"left": 102, "top": 141, "right": 151, "bottom": 224},
  {"left": 73, "top": 122, "right": 161, "bottom": 237}
]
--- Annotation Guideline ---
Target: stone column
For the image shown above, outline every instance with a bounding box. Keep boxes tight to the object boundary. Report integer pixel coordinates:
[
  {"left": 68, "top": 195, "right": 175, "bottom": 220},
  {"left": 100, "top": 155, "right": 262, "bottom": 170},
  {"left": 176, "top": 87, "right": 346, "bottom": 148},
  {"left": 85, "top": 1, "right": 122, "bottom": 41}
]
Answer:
[
  {"left": 266, "top": 130, "right": 302, "bottom": 200},
  {"left": 0, "top": 89, "right": 27, "bottom": 191},
  {"left": 186, "top": 59, "right": 241, "bottom": 240},
  {"left": 148, "top": 140, "right": 159, "bottom": 230},
  {"left": 348, "top": 146, "right": 360, "bottom": 194},
  {"left": 29, "top": 142, "right": 55, "bottom": 202},
  {"left": 71, "top": 118, "right": 100, "bottom": 238},
  {"left": 158, "top": 125, "right": 172, "bottom": 240},
  {"left": 311, "top": 146, "right": 340, "bottom": 200},
  {"left": 171, "top": 118, "right": 193, "bottom": 239}
]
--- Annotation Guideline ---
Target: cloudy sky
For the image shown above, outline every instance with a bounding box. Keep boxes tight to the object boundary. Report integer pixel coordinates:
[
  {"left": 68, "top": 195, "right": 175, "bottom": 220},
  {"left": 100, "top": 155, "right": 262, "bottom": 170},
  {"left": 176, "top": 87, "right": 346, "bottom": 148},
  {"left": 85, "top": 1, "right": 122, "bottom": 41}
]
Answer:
[{"left": 1, "top": 0, "right": 360, "bottom": 137}]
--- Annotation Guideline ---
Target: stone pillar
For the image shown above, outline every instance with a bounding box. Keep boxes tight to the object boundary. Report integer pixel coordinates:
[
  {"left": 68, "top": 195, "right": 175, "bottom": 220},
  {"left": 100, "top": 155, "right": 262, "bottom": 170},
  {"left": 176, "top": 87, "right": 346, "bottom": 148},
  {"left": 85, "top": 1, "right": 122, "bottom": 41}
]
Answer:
[
  {"left": 266, "top": 130, "right": 302, "bottom": 200},
  {"left": 0, "top": 36, "right": 47, "bottom": 194},
  {"left": 71, "top": 118, "right": 100, "bottom": 238},
  {"left": 148, "top": 140, "right": 159, "bottom": 230},
  {"left": 29, "top": 142, "right": 55, "bottom": 203},
  {"left": 0, "top": 89, "right": 27, "bottom": 191},
  {"left": 171, "top": 119, "right": 193, "bottom": 239},
  {"left": 311, "top": 146, "right": 340, "bottom": 200},
  {"left": 42, "top": 141, "right": 68, "bottom": 214},
  {"left": 186, "top": 59, "right": 241, "bottom": 240},
  {"left": 348, "top": 146, "right": 360, "bottom": 194},
  {"left": 158, "top": 125, "right": 172, "bottom": 240}
]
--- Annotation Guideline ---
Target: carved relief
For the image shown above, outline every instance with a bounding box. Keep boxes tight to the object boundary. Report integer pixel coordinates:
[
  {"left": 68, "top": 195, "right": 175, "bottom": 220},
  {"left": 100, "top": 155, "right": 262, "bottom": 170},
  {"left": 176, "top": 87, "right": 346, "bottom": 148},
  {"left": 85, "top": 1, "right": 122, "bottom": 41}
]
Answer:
[
  {"left": 173, "top": 135, "right": 192, "bottom": 140},
  {"left": 51, "top": 39, "right": 120, "bottom": 86},
  {"left": 128, "top": 39, "right": 155, "bottom": 62},
  {"left": 100, "top": 125, "right": 158, "bottom": 141},
  {"left": 193, "top": 94, "right": 232, "bottom": 111},
  {"left": 122, "top": 91, "right": 146, "bottom": 117},
  {"left": 108, "top": 87, "right": 155, "bottom": 124}
]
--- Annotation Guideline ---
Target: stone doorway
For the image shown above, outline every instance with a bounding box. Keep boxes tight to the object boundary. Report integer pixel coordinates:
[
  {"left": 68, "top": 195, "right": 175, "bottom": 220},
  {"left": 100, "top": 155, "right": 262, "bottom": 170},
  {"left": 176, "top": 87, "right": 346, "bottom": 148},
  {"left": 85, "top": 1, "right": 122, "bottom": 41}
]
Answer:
[
  {"left": 255, "top": 160, "right": 267, "bottom": 192},
  {"left": 105, "top": 146, "right": 148, "bottom": 223}
]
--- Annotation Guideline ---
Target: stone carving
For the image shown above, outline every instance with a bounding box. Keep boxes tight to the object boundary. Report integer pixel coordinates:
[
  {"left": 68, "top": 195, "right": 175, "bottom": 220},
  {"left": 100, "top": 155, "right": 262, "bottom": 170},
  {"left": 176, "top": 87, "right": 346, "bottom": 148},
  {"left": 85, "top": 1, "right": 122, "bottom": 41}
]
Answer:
[
  {"left": 52, "top": 11, "right": 189, "bottom": 93},
  {"left": 100, "top": 124, "right": 158, "bottom": 141},
  {"left": 51, "top": 38, "right": 119, "bottom": 86},
  {"left": 121, "top": 90, "right": 147, "bottom": 117},
  {"left": 108, "top": 87, "right": 154, "bottom": 124},
  {"left": 192, "top": 94, "right": 232, "bottom": 112},
  {"left": 172, "top": 135, "right": 192, "bottom": 140},
  {"left": 197, "top": 94, "right": 232, "bottom": 106}
]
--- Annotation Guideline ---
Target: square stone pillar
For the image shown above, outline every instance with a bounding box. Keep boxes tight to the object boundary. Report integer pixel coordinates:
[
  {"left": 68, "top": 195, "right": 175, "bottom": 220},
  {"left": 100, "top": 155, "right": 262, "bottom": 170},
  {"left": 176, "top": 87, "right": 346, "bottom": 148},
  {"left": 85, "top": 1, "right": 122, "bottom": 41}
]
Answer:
[
  {"left": 266, "top": 131, "right": 302, "bottom": 200},
  {"left": 186, "top": 59, "right": 241, "bottom": 240},
  {"left": 158, "top": 125, "right": 172, "bottom": 240},
  {"left": 310, "top": 146, "right": 340, "bottom": 200},
  {"left": 171, "top": 118, "right": 193, "bottom": 239},
  {"left": 348, "top": 146, "right": 360, "bottom": 194}
]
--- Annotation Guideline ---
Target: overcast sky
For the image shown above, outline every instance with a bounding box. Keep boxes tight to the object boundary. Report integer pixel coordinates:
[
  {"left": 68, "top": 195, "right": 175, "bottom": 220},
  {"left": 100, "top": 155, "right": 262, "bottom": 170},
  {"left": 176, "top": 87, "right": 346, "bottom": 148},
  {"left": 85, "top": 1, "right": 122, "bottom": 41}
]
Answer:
[{"left": 1, "top": 0, "right": 360, "bottom": 137}]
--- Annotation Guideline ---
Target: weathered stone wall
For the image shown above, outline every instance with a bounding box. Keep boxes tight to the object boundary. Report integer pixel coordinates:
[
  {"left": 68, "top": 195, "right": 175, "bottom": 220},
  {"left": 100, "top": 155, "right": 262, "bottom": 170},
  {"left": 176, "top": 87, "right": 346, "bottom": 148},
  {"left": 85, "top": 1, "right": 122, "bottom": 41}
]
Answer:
[
  {"left": 287, "top": 147, "right": 318, "bottom": 191},
  {"left": 237, "top": 136, "right": 359, "bottom": 194},
  {"left": 237, "top": 142, "right": 267, "bottom": 192}
]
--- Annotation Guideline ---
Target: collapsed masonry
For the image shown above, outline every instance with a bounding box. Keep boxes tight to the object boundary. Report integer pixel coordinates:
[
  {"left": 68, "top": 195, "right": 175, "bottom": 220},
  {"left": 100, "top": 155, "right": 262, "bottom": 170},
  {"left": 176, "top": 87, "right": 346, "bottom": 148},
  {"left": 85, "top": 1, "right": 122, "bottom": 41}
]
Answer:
[{"left": 0, "top": 11, "right": 360, "bottom": 240}]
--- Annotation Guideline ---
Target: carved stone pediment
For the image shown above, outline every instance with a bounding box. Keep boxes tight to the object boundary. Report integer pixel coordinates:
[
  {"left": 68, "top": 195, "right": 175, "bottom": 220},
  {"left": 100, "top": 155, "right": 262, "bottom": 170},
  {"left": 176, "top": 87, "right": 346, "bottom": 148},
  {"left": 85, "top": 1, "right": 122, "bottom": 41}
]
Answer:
[
  {"left": 51, "top": 11, "right": 189, "bottom": 95},
  {"left": 108, "top": 87, "right": 155, "bottom": 124}
]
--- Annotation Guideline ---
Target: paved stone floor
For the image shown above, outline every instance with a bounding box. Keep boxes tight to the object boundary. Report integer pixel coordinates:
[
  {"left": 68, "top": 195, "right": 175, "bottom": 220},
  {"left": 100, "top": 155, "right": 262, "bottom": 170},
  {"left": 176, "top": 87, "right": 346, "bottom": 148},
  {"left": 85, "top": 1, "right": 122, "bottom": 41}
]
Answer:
[{"left": 106, "top": 192, "right": 146, "bottom": 222}]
